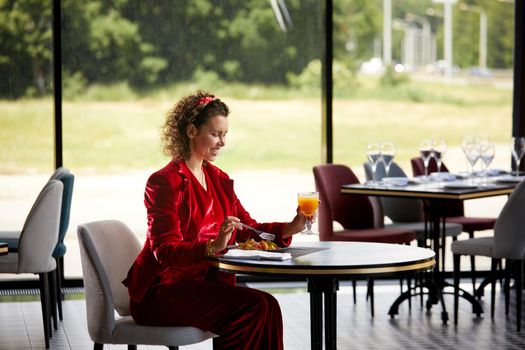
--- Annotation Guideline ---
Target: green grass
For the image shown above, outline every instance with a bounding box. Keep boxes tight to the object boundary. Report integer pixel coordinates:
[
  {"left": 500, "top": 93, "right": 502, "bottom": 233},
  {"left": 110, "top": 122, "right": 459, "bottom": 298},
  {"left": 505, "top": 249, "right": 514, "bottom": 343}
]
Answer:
[{"left": 0, "top": 78, "right": 513, "bottom": 174}]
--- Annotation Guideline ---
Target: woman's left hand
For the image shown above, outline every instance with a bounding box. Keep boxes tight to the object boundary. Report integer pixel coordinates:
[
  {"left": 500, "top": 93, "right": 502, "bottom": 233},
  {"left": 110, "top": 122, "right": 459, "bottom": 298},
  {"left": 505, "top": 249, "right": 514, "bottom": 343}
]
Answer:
[{"left": 282, "top": 206, "right": 309, "bottom": 238}]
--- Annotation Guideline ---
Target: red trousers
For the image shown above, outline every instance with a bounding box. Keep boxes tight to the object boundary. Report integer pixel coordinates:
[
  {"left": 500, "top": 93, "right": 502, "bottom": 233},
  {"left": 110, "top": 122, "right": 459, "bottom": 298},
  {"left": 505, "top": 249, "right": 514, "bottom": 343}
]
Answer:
[{"left": 130, "top": 279, "right": 284, "bottom": 350}]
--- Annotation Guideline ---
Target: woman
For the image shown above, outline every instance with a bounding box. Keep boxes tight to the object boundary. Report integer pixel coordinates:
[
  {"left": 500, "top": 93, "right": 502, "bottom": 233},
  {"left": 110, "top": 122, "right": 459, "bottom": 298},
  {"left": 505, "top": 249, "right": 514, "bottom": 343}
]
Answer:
[{"left": 123, "top": 91, "right": 306, "bottom": 349}]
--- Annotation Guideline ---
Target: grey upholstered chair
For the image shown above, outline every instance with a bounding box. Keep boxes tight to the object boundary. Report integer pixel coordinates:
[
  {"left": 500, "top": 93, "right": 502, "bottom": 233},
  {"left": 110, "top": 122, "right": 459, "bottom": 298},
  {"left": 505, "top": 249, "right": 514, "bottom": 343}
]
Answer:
[
  {"left": 77, "top": 220, "right": 217, "bottom": 350},
  {"left": 452, "top": 180, "right": 525, "bottom": 331},
  {"left": 0, "top": 167, "right": 75, "bottom": 321},
  {"left": 0, "top": 180, "right": 63, "bottom": 348}
]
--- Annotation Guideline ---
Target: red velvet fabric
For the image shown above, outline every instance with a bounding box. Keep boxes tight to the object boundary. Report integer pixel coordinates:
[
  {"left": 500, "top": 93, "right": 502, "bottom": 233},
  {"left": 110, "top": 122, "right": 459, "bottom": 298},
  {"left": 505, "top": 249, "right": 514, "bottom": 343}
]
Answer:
[
  {"left": 313, "top": 164, "right": 415, "bottom": 244},
  {"left": 124, "top": 160, "right": 289, "bottom": 349}
]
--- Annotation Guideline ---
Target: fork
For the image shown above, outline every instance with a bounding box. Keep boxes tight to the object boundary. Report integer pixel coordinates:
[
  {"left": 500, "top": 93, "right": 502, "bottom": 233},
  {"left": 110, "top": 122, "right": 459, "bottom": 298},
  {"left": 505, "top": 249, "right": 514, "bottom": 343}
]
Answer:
[{"left": 240, "top": 222, "right": 276, "bottom": 241}]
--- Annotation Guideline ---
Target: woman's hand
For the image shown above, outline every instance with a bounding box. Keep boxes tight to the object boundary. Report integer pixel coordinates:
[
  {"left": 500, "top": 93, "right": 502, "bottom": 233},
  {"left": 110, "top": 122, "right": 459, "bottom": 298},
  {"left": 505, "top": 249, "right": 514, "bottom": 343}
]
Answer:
[
  {"left": 211, "top": 216, "right": 242, "bottom": 253},
  {"left": 282, "top": 206, "right": 309, "bottom": 238}
]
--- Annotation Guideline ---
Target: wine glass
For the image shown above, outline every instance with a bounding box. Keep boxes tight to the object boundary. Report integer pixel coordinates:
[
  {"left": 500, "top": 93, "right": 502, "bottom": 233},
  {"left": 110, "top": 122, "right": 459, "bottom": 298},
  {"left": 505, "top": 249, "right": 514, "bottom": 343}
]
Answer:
[
  {"left": 419, "top": 139, "right": 433, "bottom": 178},
  {"left": 479, "top": 137, "right": 495, "bottom": 185},
  {"left": 366, "top": 143, "right": 381, "bottom": 184},
  {"left": 298, "top": 191, "right": 319, "bottom": 235},
  {"left": 511, "top": 137, "right": 525, "bottom": 177},
  {"left": 432, "top": 139, "right": 447, "bottom": 173},
  {"left": 461, "top": 136, "right": 481, "bottom": 180},
  {"left": 380, "top": 142, "right": 395, "bottom": 177}
]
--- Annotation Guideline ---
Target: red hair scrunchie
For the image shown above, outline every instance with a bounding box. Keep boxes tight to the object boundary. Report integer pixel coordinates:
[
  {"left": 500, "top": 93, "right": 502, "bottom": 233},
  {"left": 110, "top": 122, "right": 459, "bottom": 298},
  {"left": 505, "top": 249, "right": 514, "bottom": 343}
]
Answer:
[{"left": 196, "top": 96, "right": 215, "bottom": 107}]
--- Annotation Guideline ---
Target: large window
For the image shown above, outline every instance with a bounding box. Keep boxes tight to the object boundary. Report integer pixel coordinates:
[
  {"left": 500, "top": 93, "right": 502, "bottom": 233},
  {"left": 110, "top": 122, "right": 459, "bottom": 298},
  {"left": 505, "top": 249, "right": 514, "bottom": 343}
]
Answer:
[
  {"left": 332, "top": 0, "right": 514, "bottom": 270},
  {"left": 60, "top": 1, "right": 323, "bottom": 277}
]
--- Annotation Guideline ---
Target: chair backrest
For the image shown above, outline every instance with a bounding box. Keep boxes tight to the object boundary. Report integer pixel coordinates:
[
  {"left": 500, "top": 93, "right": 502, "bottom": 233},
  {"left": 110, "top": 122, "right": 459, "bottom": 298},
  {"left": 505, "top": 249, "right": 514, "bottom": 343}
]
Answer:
[
  {"left": 410, "top": 157, "right": 464, "bottom": 217},
  {"left": 363, "top": 161, "right": 424, "bottom": 222},
  {"left": 77, "top": 220, "right": 141, "bottom": 342},
  {"left": 410, "top": 157, "right": 450, "bottom": 177},
  {"left": 493, "top": 180, "right": 525, "bottom": 260},
  {"left": 18, "top": 180, "right": 63, "bottom": 273},
  {"left": 49, "top": 167, "right": 70, "bottom": 181},
  {"left": 313, "top": 164, "right": 377, "bottom": 241},
  {"left": 51, "top": 171, "right": 75, "bottom": 258}
]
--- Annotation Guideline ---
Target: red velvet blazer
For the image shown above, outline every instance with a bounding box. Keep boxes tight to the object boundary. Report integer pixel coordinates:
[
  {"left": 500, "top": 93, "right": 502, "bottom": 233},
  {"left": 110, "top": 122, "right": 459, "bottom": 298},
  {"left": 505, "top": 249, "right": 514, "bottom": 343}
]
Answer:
[{"left": 123, "top": 160, "right": 291, "bottom": 303}]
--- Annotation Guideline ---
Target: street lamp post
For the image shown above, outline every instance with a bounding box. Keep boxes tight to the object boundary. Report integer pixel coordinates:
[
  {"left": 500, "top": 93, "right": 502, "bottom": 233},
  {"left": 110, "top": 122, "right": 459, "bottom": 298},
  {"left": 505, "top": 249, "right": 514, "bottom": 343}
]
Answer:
[
  {"left": 433, "top": 0, "right": 457, "bottom": 76},
  {"left": 458, "top": 2, "right": 488, "bottom": 69},
  {"left": 383, "top": 0, "right": 392, "bottom": 65}
]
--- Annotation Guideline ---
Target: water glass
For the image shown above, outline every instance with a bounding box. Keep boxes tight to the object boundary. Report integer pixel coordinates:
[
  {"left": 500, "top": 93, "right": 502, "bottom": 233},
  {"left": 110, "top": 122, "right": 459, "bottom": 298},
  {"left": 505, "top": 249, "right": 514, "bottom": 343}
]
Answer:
[
  {"left": 461, "top": 136, "right": 481, "bottom": 179},
  {"left": 432, "top": 139, "right": 447, "bottom": 173},
  {"left": 380, "top": 142, "right": 395, "bottom": 177},
  {"left": 479, "top": 137, "right": 495, "bottom": 185},
  {"left": 511, "top": 137, "right": 525, "bottom": 176},
  {"left": 419, "top": 139, "right": 433, "bottom": 178},
  {"left": 366, "top": 143, "right": 381, "bottom": 184}
]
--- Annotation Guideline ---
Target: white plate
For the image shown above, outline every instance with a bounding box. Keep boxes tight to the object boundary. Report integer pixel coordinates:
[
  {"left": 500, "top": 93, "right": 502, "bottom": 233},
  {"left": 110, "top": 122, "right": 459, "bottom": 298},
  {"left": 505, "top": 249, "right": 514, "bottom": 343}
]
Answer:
[
  {"left": 430, "top": 172, "right": 456, "bottom": 181},
  {"left": 496, "top": 175, "right": 525, "bottom": 183},
  {"left": 443, "top": 182, "right": 478, "bottom": 189},
  {"left": 383, "top": 177, "right": 409, "bottom": 187}
]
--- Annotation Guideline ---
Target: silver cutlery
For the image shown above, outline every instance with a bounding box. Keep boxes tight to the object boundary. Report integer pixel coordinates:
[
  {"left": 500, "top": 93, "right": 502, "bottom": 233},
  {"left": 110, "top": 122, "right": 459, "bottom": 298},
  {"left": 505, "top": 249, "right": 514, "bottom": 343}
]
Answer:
[{"left": 240, "top": 222, "right": 276, "bottom": 241}]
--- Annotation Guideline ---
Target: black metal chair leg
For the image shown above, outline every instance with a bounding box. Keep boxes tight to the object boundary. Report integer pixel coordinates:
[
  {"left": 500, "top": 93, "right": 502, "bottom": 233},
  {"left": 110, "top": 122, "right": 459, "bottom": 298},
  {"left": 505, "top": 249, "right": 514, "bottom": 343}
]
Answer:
[
  {"left": 505, "top": 260, "right": 511, "bottom": 316},
  {"left": 94, "top": 343, "right": 103, "bottom": 350},
  {"left": 516, "top": 260, "right": 522, "bottom": 332},
  {"left": 453, "top": 253, "right": 460, "bottom": 325},
  {"left": 48, "top": 270, "right": 58, "bottom": 330},
  {"left": 128, "top": 345, "right": 137, "bottom": 350},
  {"left": 56, "top": 257, "right": 63, "bottom": 320},
  {"left": 352, "top": 278, "right": 356, "bottom": 304},
  {"left": 38, "top": 273, "right": 50, "bottom": 349},
  {"left": 367, "top": 277, "right": 374, "bottom": 317},
  {"left": 490, "top": 258, "right": 498, "bottom": 319}
]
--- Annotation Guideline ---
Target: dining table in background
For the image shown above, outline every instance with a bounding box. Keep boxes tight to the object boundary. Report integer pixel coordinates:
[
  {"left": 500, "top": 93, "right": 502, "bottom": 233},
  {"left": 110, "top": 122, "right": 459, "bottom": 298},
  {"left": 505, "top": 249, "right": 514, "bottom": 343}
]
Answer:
[
  {"left": 0, "top": 242, "right": 7, "bottom": 256},
  {"left": 341, "top": 179, "right": 517, "bottom": 322},
  {"left": 208, "top": 241, "right": 434, "bottom": 350}
]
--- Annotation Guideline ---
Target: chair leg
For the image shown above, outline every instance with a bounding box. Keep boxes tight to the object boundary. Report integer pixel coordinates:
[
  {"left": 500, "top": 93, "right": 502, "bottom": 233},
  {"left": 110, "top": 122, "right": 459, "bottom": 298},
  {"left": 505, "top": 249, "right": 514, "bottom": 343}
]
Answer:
[
  {"left": 94, "top": 343, "right": 104, "bottom": 350},
  {"left": 467, "top": 231, "right": 476, "bottom": 295},
  {"left": 516, "top": 260, "right": 522, "bottom": 332},
  {"left": 352, "top": 278, "right": 357, "bottom": 304},
  {"left": 367, "top": 277, "right": 374, "bottom": 317},
  {"left": 38, "top": 273, "right": 51, "bottom": 349},
  {"left": 167, "top": 347, "right": 179, "bottom": 350},
  {"left": 453, "top": 254, "right": 460, "bottom": 326},
  {"left": 471, "top": 255, "right": 477, "bottom": 295},
  {"left": 48, "top": 270, "right": 58, "bottom": 330},
  {"left": 56, "top": 257, "right": 63, "bottom": 320},
  {"left": 128, "top": 345, "right": 137, "bottom": 350},
  {"left": 490, "top": 258, "right": 498, "bottom": 319},
  {"left": 505, "top": 260, "right": 512, "bottom": 316}
]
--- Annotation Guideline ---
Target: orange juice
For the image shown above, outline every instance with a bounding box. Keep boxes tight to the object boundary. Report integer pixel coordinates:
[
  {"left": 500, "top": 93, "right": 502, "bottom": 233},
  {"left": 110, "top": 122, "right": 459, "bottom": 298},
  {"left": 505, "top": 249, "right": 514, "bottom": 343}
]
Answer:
[{"left": 298, "top": 193, "right": 319, "bottom": 217}]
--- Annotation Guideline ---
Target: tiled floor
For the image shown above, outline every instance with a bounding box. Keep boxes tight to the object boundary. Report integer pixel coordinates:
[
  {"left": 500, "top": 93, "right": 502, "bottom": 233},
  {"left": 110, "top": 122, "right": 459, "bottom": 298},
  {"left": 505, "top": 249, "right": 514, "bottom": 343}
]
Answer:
[{"left": 0, "top": 280, "right": 524, "bottom": 350}]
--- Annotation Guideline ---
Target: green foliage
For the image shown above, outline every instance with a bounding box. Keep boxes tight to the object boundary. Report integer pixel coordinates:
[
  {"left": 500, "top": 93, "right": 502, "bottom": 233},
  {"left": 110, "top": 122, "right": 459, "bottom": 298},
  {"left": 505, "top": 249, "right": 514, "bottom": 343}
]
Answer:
[
  {"left": 379, "top": 65, "right": 410, "bottom": 87},
  {"left": 287, "top": 59, "right": 358, "bottom": 94},
  {"left": 0, "top": 0, "right": 517, "bottom": 99}
]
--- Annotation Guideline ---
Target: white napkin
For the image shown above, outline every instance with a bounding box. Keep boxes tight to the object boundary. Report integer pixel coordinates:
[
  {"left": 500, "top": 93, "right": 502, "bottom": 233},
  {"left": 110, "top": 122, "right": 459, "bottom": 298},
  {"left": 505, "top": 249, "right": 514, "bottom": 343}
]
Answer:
[{"left": 223, "top": 249, "right": 292, "bottom": 261}]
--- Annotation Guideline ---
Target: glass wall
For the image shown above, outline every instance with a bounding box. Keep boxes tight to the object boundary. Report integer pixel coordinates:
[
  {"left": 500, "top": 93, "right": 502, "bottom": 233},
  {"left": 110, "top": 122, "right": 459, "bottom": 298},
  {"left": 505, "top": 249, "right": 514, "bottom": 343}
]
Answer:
[
  {"left": 332, "top": 0, "right": 514, "bottom": 270},
  {"left": 61, "top": 1, "right": 323, "bottom": 277},
  {"left": 0, "top": 1, "right": 54, "bottom": 280}
]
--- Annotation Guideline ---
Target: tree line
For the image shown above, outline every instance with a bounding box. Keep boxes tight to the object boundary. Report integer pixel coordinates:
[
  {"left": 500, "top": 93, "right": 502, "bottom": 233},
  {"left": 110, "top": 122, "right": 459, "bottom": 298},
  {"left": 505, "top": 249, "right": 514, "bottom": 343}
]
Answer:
[{"left": 0, "top": 0, "right": 514, "bottom": 99}]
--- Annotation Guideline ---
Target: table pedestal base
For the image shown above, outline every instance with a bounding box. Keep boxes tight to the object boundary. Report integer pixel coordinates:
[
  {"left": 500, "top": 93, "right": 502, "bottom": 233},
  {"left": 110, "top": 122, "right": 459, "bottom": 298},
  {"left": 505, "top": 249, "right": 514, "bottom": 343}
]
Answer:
[{"left": 307, "top": 277, "right": 339, "bottom": 350}]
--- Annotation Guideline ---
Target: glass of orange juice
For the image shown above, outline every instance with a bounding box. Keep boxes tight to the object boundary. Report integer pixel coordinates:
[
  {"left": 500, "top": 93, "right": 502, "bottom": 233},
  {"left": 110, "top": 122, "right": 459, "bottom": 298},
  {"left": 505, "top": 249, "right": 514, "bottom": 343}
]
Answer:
[{"left": 298, "top": 191, "right": 319, "bottom": 234}]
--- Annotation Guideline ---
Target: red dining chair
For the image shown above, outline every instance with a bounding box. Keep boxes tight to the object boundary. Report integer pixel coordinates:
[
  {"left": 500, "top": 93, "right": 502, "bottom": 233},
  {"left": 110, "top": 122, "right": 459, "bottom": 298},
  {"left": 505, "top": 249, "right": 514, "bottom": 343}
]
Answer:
[
  {"left": 313, "top": 164, "right": 416, "bottom": 316},
  {"left": 411, "top": 157, "right": 496, "bottom": 294}
]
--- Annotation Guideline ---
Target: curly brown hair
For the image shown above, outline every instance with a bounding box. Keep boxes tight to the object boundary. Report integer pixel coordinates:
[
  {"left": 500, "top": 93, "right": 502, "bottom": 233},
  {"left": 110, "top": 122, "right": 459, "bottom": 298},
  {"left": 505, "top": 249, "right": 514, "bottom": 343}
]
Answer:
[{"left": 162, "top": 90, "right": 230, "bottom": 160}]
